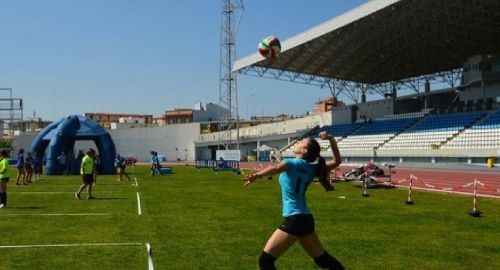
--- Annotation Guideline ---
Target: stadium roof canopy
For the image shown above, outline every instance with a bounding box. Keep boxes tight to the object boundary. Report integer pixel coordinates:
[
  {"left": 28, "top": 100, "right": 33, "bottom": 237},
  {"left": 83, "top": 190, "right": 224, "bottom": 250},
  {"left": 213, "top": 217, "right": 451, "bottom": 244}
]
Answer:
[{"left": 234, "top": 0, "right": 500, "bottom": 85}]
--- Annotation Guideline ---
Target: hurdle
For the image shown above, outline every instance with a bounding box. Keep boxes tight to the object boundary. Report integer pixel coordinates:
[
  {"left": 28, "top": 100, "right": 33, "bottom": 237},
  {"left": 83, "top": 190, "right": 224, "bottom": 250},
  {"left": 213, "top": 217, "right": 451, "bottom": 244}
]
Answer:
[
  {"left": 405, "top": 174, "right": 415, "bottom": 205},
  {"left": 469, "top": 179, "right": 482, "bottom": 217},
  {"left": 362, "top": 171, "right": 370, "bottom": 197}
]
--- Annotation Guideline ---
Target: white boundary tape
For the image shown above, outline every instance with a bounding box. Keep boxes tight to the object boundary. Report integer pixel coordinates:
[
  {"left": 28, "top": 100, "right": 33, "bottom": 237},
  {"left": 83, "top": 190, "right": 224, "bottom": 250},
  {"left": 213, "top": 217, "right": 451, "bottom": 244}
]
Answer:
[
  {"left": 9, "top": 192, "right": 72, "bottom": 194},
  {"left": 0, "top": 242, "right": 142, "bottom": 249},
  {"left": 146, "top": 243, "right": 154, "bottom": 270},
  {"left": 2, "top": 213, "right": 112, "bottom": 216},
  {"left": 136, "top": 192, "right": 142, "bottom": 215},
  {"left": 0, "top": 242, "right": 154, "bottom": 269},
  {"left": 10, "top": 191, "right": 121, "bottom": 194},
  {"left": 390, "top": 184, "right": 500, "bottom": 199}
]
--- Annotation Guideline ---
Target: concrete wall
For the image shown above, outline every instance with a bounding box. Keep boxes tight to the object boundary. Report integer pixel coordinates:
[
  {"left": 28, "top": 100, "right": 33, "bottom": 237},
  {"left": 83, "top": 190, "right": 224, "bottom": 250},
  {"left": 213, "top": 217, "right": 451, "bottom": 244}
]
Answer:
[
  {"left": 109, "top": 123, "right": 200, "bottom": 161},
  {"left": 12, "top": 123, "right": 201, "bottom": 162},
  {"left": 331, "top": 106, "right": 353, "bottom": 124},
  {"left": 12, "top": 133, "right": 37, "bottom": 154},
  {"left": 193, "top": 103, "right": 228, "bottom": 122},
  {"left": 460, "top": 84, "right": 500, "bottom": 103},
  {"left": 355, "top": 99, "right": 394, "bottom": 121}
]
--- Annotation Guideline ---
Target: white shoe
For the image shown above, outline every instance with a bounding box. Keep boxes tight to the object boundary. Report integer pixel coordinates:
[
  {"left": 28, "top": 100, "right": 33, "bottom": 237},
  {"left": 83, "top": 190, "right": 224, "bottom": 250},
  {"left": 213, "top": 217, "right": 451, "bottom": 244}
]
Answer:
[{"left": 0, "top": 204, "right": 5, "bottom": 208}]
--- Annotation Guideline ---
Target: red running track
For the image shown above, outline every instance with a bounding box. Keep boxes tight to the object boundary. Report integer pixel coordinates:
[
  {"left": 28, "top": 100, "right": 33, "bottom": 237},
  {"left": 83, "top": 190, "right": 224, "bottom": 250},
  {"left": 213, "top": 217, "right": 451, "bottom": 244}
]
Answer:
[{"left": 240, "top": 162, "right": 500, "bottom": 199}]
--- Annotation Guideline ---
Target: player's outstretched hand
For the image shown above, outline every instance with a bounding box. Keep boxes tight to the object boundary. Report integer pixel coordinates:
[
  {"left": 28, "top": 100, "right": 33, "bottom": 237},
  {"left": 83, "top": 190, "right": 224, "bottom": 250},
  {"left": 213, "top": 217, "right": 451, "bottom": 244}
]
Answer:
[{"left": 243, "top": 174, "right": 257, "bottom": 187}]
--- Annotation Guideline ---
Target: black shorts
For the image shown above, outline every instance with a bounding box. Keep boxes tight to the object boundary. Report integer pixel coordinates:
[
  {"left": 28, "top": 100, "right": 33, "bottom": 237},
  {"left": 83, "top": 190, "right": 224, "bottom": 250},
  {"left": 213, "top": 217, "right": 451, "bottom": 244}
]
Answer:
[
  {"left": 0, "top": 177, "right": 9, "bottom": 182},
  {"left": 278, "top": 214, "right": 315, "bottom": 237},
  {"left": 82, "top": 174, "right": 94, "bottom": 184}
]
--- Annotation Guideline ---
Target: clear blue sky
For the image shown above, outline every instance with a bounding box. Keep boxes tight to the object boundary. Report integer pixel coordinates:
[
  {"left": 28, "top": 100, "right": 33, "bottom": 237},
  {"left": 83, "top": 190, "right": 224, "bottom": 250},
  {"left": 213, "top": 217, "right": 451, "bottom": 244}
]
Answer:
[{"left": 0, "top": 0, "right": 368, "bottom": 121}]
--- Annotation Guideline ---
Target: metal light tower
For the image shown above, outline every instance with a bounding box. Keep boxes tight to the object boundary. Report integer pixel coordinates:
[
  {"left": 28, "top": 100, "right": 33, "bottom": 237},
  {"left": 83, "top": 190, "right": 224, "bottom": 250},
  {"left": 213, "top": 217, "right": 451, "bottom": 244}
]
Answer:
[
  {"left": 218, "top": 0, "right": 243, "bottom": 150},
  {"left": 0, "top": 88, "right": 23, "bottom": 137}
]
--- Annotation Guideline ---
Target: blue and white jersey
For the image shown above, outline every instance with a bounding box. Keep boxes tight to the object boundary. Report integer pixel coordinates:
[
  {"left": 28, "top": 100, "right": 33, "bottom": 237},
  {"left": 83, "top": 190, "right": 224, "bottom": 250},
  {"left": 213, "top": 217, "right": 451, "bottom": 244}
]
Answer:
[
  {"left": 16, "top": 153, "right": 25, "bottom": 169},
  {"left": 279, "top": 158, "right": 317, "bottom": 217}
]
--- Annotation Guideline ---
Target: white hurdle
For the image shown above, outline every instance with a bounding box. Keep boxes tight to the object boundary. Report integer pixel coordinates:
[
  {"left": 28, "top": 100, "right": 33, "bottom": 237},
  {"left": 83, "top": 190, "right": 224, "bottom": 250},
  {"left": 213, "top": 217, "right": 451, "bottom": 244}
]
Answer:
[
  {"left": 469, "top": 179, "right": 482, "bottom": 217},
  {"left": 405, "top": 174, "right": 415, "bottom": 205}
]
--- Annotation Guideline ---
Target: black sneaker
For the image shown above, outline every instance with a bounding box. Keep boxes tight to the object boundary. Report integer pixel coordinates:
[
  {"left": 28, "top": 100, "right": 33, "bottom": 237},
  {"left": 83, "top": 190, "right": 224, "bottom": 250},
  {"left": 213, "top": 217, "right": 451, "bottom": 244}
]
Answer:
[
  {"left": 87, "top": 196, "right": 95, "bottom": 200},
  {"left": 75, "top": 192, "right": 81, "bottom": 200}
]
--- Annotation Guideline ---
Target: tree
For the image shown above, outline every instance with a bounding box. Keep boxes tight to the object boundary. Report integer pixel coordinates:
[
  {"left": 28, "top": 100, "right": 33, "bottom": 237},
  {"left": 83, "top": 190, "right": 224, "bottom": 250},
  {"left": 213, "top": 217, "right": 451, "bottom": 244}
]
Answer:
[{"left": 0, "top": 138, "right": 12, "bottom": 149}]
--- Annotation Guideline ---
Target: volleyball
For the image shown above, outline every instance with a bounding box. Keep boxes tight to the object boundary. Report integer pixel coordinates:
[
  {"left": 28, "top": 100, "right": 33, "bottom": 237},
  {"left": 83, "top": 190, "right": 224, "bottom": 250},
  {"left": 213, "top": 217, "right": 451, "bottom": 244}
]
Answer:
[{"left": 258, "top": 36, "right": 281, "bottom": 60}]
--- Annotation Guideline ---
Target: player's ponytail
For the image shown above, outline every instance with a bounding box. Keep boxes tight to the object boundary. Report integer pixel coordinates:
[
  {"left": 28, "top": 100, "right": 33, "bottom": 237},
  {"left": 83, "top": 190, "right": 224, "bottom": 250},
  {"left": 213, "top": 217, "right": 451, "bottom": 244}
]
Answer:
[
  {"left": 317, "top": 156, "right": 333, "bottom": 191},
  {"left": 305, "top": 137, "right": 334, "bottom": 192}
]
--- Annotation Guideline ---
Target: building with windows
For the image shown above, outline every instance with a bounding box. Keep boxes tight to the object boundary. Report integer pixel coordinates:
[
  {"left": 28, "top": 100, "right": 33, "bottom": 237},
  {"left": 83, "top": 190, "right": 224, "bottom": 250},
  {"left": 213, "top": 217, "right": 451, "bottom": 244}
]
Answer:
[
  {"left": 162, "top": 102, "right": 228, "bottom": 125},
  {"left": 85, "top": 113, "right": 153, "bottom": 129},
  {"left": 314, "top": 96, "right": 345, "bottom": 113}
]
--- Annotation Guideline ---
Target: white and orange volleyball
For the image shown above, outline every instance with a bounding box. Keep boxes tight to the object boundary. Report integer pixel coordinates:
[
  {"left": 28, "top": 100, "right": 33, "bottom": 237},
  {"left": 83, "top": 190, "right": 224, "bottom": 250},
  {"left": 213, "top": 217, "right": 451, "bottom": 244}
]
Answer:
[{"left": 258, "top": 36, "right": 281, "bottom": 60}]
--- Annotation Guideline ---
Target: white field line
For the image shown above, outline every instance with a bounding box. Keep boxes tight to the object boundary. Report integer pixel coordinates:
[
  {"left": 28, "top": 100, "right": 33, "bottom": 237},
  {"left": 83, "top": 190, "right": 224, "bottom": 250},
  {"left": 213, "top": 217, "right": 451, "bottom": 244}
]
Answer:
[
  {"left": 0, "top": 242, "right": 153, "bottom": 269},
  {"left": 0, "top": 242, "right": 143, "bottom": 249},
  {"left": 146, "top": 243, "right": 154, "bottom": 270},
  {"left": 2, "top": 213, "right": 112, "bottom": 217},
  {"left": 10, "top": 191, "right": 120, "bottom": 194},
  {"left": 134, "top": 178, "right": 138, "bottom": 187},
  {"left": 9, "top": 192, "right": 71, "bottom": 194},
  {"left": 136, "top": 192, "right": 142, "bottom": 215}
]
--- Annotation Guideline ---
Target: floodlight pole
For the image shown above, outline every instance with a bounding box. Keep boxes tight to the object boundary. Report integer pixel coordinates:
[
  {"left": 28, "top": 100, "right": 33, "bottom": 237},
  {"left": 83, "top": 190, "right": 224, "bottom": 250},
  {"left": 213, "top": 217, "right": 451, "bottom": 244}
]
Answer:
[
  {"left": 0, "top": 88, "right": 23, "bottom": 137},
  {"left": 218, "top": 0, "right": 244, "bottom": 150}
]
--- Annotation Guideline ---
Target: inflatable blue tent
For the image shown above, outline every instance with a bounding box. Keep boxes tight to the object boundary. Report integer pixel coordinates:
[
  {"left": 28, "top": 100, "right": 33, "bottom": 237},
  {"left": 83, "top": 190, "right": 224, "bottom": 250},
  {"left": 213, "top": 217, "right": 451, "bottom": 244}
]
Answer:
[{"left": 31, "top": 115, "right": 117, "bottom": 175}]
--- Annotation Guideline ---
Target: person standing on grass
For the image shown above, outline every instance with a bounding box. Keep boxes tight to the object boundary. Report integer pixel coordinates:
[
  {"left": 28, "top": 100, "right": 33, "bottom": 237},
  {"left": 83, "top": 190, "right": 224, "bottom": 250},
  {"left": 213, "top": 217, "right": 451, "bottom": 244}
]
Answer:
[
  {"left": 149, "top": 151, "right": 160, "bottom": 176},
  {"left": 243, "top": 131, "right": 344, "bottom": 270},
  {"left": 15, "top": 148, "right": 27, "bottom": 185},
  {"left": 32, "top": 152, "right": 42, "bottom": 181},
  {"left": 93, "top": 151, "right": 100, "bottom": 185},
  {"left": 115, "top": 154, "right": 131, "bottom": 182},
  {"left": 25, "top": 152, "right": 34, "bottom": 183},
  {"left": 57, "top": 151, "right": 68, "bottom": 175},
  {"left": 75, "top": 149, "right": 96, "bottom": 200},
  {"left": 0, "top": 150, "right": 10, "bottom": 208}
]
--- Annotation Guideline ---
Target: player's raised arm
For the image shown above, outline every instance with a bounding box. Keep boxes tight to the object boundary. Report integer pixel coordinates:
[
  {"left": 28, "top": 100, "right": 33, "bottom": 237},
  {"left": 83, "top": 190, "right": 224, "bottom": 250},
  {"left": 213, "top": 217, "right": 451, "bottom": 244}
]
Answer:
[
  {"left": 319, "top": 131, "right": 342, "bottom": 171},
  {"left": 243, "top": 161, "right": 288, "bottom": 186}
]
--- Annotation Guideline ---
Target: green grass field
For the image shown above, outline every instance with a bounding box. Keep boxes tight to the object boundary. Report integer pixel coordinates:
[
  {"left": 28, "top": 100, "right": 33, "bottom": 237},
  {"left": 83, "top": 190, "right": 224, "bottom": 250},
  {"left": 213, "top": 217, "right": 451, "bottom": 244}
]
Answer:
[{"left": 0, "top": 166, "right": 498, "bottom": 269}]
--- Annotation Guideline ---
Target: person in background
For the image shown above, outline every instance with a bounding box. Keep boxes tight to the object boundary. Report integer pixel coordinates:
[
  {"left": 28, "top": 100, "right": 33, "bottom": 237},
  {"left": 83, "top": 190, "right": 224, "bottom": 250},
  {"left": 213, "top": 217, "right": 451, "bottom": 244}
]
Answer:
[
  {"left": 115, "top": 154, "right": 131, "bottom": 182},
  {"left": 57, "top": 151, "right": 68, "bottom": 175},
  {"left": 32, "top": 152, "right": 42, "bottom": 181},
  {"left": 15, "top": 149, "right": 27, "bottom": 185},
  {"left": 0, "top": 150, "right": 11, "bottom": 208},
  {"left": 93, "top": 151, "right": 100, "bottom": 185},
  {"left": 75, "top": 149, "right": 96, "bottom": 200},
  {"left": 149, "top": 151, "right": 160, "bottom": 176},
  {"left": 77, "top": 150, "right": 84, "bottom": 162},
  {"left": 25, "top": 152, "right": 34, "bottom": 183}
]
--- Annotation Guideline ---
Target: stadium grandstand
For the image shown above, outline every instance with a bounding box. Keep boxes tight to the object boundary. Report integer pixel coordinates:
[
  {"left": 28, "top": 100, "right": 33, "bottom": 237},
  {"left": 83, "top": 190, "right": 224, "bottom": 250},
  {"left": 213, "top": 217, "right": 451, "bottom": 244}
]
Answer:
[{"left": 195, "top": 0, "right": 500, "bottom": 166}]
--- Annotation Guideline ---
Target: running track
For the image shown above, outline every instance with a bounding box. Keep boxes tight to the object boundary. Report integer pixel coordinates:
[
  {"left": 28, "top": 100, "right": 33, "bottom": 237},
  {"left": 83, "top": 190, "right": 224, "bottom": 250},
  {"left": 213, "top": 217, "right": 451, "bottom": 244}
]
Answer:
[{"left": 239, "top": 162, "right": 500, "bottom": 199}]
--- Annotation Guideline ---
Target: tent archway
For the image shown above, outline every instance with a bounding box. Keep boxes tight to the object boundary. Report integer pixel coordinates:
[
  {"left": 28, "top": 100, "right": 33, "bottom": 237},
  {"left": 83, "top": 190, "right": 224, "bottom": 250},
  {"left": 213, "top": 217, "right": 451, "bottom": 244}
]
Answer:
[{"left": 30, "top": 115, "right": 117, "bottom": 175}]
